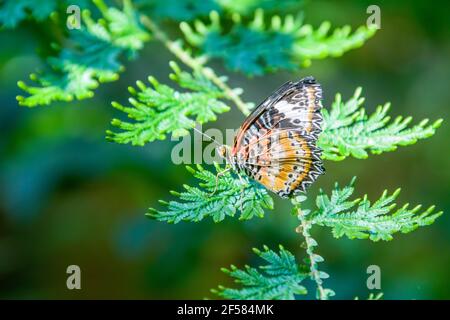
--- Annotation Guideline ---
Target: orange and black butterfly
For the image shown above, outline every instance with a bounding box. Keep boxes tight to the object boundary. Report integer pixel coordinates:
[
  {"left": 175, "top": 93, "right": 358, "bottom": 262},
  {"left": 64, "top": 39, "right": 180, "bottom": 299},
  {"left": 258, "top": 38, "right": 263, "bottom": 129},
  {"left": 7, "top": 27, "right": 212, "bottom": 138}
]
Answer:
[{"left": 217, "top": 76, "right": 324, "bottom": 198}]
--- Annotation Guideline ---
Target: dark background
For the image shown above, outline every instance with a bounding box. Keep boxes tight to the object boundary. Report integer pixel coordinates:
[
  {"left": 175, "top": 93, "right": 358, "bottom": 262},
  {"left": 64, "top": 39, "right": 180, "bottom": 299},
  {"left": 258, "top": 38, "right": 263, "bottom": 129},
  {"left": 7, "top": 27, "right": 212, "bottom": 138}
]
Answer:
[{"left": 0, "top": 0, "right": 449, "bottom": 299}]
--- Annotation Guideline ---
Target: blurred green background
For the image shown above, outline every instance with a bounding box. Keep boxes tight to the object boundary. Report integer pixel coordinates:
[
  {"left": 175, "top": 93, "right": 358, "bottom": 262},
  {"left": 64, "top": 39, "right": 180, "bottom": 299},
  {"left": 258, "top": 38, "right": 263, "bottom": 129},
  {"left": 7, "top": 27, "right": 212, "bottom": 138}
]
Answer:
[{"left": 0, "top": 0, "right": 449, "bottom": 299}]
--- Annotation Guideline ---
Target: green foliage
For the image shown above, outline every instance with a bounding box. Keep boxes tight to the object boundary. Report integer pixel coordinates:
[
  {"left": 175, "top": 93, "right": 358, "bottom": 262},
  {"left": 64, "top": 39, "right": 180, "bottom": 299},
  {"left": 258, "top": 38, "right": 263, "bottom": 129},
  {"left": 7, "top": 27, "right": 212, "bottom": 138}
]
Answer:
[
  {"left": 137, "top": 0, "right": 302, "bottom": 22},
  {"left": 107, "top": 61, "right": 232, "bottom": 145},
  {"left": 217, "top": 0, "right": 304, "bottom": 15},
  {"left": 147, "top": 163, "right": 274, "bottom": 223},
  {"left": 212, "top": 245, "right": 308, "bottom": 299},
  {"left": 181, "top": 10, "right": 377, "bottom": 75},
  {"left": 16, "top": 0, "right": 150, "bottom": 107},
  {"left": 319, "top": 87, "right": 443, "bottom": 161},
  {"left": 137, "top": 0, "right": 220, "bottom": 21},
  {"left": 0, "top": 0, "right": 56, "bottom": 28},
  {"left": 309, "top": 177, "right": 443, "bottom": 241}
]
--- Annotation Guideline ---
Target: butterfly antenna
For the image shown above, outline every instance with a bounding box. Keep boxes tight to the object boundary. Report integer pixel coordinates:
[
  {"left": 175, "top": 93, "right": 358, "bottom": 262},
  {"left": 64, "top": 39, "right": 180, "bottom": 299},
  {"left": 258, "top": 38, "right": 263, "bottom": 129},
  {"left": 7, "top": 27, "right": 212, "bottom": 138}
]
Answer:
[
  {"left": 191, "top": 125, "right": 223, "bottom": 147},
  {"left": 178, "top": 120, "right": 231, "bottom": 196}
]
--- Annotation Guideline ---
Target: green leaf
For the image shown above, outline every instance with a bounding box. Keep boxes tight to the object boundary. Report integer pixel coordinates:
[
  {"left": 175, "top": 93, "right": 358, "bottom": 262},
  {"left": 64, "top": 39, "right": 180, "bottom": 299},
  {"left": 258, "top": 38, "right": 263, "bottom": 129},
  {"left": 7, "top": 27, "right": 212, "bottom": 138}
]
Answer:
[
  {"left": 310, "top": 178, "right": 443, "bottom": 241},
  {"left": 16, "top": 0, "right": 150, "bottom": 107},
  {"left": 212, "top": 245, "right": 308, "bottom": 300},
  {"left": 107, "top": 61, "right": 231, "bottom": 145},
  {"left": 181, "top": 10, "right": 377, "bottom": 75},
  {"left": 319, "top": 88, "right": 443, "bottom": 161},
  {"left": 147, "top": 163, "right": 274, "bottom": 223}
]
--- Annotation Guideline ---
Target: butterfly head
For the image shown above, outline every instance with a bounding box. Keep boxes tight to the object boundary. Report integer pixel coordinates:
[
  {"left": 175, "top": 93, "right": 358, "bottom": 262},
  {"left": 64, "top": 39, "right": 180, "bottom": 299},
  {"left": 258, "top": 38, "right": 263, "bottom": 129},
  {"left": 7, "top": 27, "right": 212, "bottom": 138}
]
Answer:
[
  {"left": 217, "top": 145, "right": 235, "bottom": 166},
  {"left": 217, "top": 145, "right": 230, "bottom": 159}
]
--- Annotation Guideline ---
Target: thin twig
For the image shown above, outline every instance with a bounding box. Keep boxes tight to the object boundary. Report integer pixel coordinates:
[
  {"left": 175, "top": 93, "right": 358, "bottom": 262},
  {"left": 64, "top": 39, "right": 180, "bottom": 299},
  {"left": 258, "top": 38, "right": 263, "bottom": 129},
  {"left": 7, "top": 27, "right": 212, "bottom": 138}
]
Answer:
[
  {"left": 295, "top": 207, "right": 328, "bottom": 300},
  {"left": 140, "top": 15, "right": 252, "bottom": 116}
]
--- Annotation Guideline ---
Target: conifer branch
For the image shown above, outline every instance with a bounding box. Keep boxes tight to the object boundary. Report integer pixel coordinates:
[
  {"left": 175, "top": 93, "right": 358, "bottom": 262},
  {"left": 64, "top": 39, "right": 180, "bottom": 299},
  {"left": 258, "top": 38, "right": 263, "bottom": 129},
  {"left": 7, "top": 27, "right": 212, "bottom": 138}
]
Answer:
[
  {"left": 147, "top": 164, "right": 274, "bottom": 223},
  {"left": 212, "top": 245, "right": 309, "bottom": 300},
  {"left": 180, "top": 9, "right": 377, "bottom": 75},
  {"left": 319, "top": 88, "right": 443, "bottom": 161},
  {"left": 16, "top": 0, "right": 150, "bottom": 107},
  {"left": 292, "top": 196, "right": 335, "bottom": 300},
  {"left": 140, "top": 15, "right": 253, "bottom": 115},
  {"left": 309, "top": 177, "right": 443, "bottom": 241},
  {"left": 106, "top": 61, "right": 231, "bottom": 145}
]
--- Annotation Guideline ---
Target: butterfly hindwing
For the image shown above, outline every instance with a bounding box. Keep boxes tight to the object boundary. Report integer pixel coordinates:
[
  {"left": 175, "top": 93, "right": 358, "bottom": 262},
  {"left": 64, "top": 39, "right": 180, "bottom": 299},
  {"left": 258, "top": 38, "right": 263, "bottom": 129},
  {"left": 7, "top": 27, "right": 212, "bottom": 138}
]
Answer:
[{"left": 239, "top": 129, "right": 323, "bottom": 197}]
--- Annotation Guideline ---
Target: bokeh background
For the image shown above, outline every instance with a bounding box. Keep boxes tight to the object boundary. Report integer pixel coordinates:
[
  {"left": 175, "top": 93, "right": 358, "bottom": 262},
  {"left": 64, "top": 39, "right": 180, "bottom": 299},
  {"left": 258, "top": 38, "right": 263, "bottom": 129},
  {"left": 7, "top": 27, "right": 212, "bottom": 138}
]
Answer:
[{"left": 0, "top": 0, "right": 449, "bottom": 299}]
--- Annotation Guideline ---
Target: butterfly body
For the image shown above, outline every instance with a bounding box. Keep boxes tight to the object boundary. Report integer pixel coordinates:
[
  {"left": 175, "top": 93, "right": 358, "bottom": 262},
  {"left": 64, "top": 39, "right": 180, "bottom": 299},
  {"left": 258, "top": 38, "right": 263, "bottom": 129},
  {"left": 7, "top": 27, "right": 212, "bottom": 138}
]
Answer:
[{"left": 218, "top": 77, "right": 324, "bottom": 198}]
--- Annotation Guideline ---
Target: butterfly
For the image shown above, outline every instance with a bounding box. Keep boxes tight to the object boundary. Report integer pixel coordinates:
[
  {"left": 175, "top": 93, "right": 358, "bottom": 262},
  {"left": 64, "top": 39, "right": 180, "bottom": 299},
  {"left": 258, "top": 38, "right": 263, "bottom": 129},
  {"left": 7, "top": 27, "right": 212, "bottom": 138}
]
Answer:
[{"left": 217, "top": 76, "right": 324, "bottom": 198}]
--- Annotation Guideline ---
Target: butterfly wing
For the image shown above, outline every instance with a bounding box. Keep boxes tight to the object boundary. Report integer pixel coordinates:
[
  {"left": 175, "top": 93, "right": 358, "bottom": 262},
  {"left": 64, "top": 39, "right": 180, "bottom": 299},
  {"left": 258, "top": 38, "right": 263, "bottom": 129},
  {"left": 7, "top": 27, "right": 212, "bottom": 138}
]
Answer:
[
  {"left": 232, "top": 77, "right": 324, "bottom": 197},
  {"left": 232, "top": 76, "right": 322, "bottom": 154}
]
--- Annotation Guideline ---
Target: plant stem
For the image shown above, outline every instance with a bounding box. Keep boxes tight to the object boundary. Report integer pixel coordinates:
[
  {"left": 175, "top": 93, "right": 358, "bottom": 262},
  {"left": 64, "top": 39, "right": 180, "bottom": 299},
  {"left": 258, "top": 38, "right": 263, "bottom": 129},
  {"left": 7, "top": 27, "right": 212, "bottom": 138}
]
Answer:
[
  {"left": 140, "top": 15, "right": 252, "bottom": 116},
  {"left": 295, "top": 208, "right": 328, "bottom": 300}
]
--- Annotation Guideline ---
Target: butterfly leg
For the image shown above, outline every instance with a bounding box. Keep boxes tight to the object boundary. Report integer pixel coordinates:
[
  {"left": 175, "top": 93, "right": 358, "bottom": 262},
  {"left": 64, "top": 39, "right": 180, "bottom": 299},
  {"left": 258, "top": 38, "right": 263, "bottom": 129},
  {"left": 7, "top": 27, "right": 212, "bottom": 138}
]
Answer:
[
  {"left": 236, "top": 173, "right": 247, "bottom": 213},
  {"left": 209, "top": 167, "right": 231, "bottom": 196}
]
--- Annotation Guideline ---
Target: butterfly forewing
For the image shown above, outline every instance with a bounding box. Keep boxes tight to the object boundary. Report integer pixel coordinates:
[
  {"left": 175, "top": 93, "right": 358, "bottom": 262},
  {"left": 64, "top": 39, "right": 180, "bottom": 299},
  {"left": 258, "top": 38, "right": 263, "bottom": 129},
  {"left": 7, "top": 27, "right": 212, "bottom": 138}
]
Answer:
[{"left": 231, "top": 77, "right": 324, "bottom": 198}]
